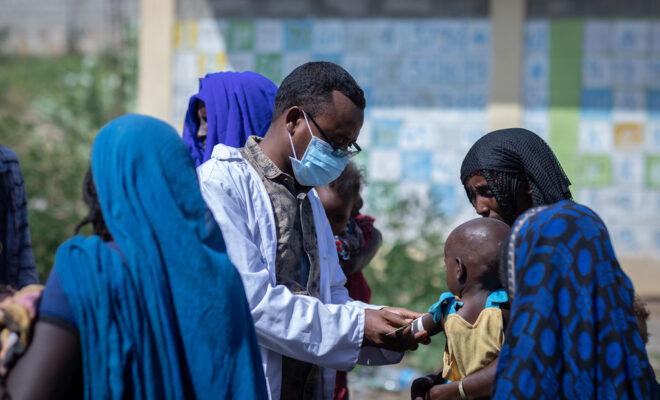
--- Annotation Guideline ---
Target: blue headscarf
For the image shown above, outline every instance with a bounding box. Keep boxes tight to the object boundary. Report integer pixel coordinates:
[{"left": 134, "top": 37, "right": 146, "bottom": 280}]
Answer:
[
  {"left": 495, "top": 200, "right": 657, "bottom": 399},
  {"left": 0, "top": 146, "right": 38, "bottom": 288},
  {"left": 54, "top": 115, "right": 267, "bottom": 399},
  {"left": 183, "top": 71, "right": 277, "bottom": 166}
]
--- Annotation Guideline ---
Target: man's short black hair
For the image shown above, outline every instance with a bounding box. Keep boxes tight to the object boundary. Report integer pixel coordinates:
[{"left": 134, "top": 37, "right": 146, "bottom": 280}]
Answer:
[{"left": 273, "top": 61, "right": 366, "bottom": 118}]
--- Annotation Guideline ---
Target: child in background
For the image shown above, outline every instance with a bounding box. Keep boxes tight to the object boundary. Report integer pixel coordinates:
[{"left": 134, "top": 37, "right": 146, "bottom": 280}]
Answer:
[
  {"left": 316, "top": 163, "right": 382, "bottom": 304},
  {"left": 411, "top": 218, "right": 510, "bottom": 400},
  {"left": 316, "top": 162, "right": 382, "bottom": 400}
]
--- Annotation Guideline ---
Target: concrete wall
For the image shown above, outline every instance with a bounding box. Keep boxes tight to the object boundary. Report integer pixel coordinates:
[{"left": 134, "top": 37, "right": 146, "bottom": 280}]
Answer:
[
  {"left": 0, "top": 0, "right": 138, "bottom": 55},
  {"left": 176, "top": 0, "right": 488, "bottom": 19}
]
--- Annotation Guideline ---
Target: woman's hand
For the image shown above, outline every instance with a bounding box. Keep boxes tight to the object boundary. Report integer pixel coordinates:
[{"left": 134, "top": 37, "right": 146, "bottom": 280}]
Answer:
[
  {"left": 410, "top": 374, "right": 438, "bottom": 400},
  {"left": 427, "top": 382, "right": 459, "bottom": 400},
  {"left": 423, "top": 357, "right": 499, "bottom": 399},
  {"left": 0, "top": 284, "right": 43, "bottom": 374}
]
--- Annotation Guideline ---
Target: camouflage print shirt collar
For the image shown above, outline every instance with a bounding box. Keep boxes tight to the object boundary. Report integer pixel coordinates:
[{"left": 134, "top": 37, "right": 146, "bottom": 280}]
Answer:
[{"left": 243, "top": 136, "right": 309, "bottom": 195}]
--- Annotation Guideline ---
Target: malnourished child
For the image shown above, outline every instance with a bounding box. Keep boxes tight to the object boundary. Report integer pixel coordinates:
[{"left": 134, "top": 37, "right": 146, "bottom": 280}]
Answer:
[{"left": 411, "top": 217, "right": 510, "bottom": 400}]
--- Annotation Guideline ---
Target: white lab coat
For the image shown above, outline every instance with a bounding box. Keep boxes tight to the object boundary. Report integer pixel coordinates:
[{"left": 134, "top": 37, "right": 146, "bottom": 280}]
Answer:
[{"left": 198, "top": 144, "right": 402, "bottom": 400}]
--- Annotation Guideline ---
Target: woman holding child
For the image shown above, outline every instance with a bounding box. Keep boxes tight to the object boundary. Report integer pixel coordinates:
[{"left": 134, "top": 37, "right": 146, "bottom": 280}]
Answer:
[
  {"left": 415, "top": 128, "right": 656, "bottom": 399},
  {"left": 461, "top": 128, "right": 656, "bottom": 398}
]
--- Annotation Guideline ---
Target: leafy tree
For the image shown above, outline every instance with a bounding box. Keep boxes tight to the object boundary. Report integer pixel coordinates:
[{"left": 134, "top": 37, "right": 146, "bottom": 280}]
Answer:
[
  {"left": 0, "top": 26, "right": 136, "bottom": 280},
  {"left": 364, "top": 182, "right": 448, "bottom": 372}
]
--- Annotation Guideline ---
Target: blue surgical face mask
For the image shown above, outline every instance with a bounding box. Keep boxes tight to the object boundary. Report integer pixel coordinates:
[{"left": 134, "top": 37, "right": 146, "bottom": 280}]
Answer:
[{"left": 287, "top": 111, "right": 350, "bottom": 187}]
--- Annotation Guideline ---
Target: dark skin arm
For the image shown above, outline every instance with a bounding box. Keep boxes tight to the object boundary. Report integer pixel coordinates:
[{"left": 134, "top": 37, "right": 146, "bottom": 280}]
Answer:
[
  {"left": 339, "top": 228, "right": 383, "bottom": 276},
  {"left": 426, "top": 359, "right": 497, "bottom": 400},
  {"left": 410, "top": 314, "right": 445, "bottom": 399},
  {"left": 411, "top": 368, "right": 443, "bottom": 400},
  {"left": 2, "top": 321, "right": 80, "bottom": 399},
  {"left": 364, "top": 308, "right": 429, "bottom": 352},
  {"left": 425, "top": 307, "right": 509, "bottom": 399},
  {"left": 417, "top": 304, "right": 509, "bottom": 400}
]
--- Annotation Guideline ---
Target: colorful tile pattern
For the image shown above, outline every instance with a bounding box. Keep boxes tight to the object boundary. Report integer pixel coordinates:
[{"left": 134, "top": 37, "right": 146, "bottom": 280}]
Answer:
[{"left": 524, "top": 19, "right": 660, "bottom": 256}]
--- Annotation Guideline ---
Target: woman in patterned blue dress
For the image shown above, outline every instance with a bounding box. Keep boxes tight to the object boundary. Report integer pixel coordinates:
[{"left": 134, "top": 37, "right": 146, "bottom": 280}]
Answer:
[{"left": 494, "top": 200, "right": 657, "bottom": 399}]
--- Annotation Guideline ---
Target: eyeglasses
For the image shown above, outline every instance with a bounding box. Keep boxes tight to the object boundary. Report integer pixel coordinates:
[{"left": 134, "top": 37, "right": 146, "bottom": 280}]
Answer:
[{"left": 304, "top": 111, "right": 361, "bottom": 158}]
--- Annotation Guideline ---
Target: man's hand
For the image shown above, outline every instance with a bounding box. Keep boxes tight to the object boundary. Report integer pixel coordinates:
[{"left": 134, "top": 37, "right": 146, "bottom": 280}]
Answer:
[
  {"left": 382, "top": 306, "right": 424, "bottom": 322},
  {"left": 383, "top": 307, "right": 431, "bottom": 345},
  {"left": 363, "top": 309, "right": 427, "bottom": 352}
]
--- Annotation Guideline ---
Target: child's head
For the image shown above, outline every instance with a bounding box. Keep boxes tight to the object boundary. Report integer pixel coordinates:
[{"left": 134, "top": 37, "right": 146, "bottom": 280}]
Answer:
[
  {"left": 443, "top": 217, "right": 510, "bottom": 296},
  {"left": 317, "top": 162, "right": 362, "bottom": 235}
]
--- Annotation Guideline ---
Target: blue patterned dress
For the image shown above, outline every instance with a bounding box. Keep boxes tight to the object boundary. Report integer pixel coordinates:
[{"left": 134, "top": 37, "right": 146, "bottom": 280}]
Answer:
[
  {"left": 494, "top": 200, "right": 657, "bottom": 399},
  {"left": 0, "top": 146, "right": 38, "bottom": 288}
]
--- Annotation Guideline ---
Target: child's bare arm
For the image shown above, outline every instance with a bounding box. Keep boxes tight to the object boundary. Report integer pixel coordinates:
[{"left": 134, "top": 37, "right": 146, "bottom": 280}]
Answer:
[{"left": 411, "top": 313, "right": 443, "bottom": 336}]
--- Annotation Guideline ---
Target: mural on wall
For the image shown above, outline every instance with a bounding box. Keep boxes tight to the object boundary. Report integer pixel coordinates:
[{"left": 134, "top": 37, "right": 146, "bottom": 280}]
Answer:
[
  {"left": 172, "top": 17, "right": 660, "bottom": 258},
  {"left": 523, "top": 20, "right": 660, "bottom": 257}
]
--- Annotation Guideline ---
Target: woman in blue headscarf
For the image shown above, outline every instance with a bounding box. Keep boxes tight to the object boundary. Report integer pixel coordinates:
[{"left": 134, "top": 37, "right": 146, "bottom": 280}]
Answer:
[
  {"left": 2, "top": 115, "right": 267, "bottom": 399},
  {"left": 494, "top": 200, "right": 657, "bottom": 399},
  {"left": 183, "top": 71, "right": 278, "bottom": 166}
]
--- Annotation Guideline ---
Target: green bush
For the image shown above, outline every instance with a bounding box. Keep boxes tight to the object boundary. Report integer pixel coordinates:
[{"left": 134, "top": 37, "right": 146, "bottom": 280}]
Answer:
[
  {"left": 365, "top": 183, "right": 448, "bottom": 373},
  {"left": 0, "top": 26, "right": 136, "bottom": 280}
]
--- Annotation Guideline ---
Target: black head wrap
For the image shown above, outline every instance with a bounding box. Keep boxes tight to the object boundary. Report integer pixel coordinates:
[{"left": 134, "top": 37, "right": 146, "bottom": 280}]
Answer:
[{"left": 460, "top": 128, "right": 572, "bottom": 221}]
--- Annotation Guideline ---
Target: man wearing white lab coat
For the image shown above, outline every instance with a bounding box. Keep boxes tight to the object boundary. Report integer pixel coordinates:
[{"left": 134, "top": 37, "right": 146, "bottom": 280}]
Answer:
[{"left": 198, "top": 62, "right": 425, "bottom": 399}]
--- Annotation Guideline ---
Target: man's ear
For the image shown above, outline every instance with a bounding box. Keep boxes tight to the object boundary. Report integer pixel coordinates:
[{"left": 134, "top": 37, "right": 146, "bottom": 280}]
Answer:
[
  {"left": 456, "top": 257, "right": 467, "bottom": 284},
  {"left": 283, "top": 106, "right": 303, "bottom": 135}
]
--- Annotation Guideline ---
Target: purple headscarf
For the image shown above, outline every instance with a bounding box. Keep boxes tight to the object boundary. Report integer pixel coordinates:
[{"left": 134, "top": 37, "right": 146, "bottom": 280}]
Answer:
[{"left": 182, "top": 71, "right": 278, "bottom": 166}]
